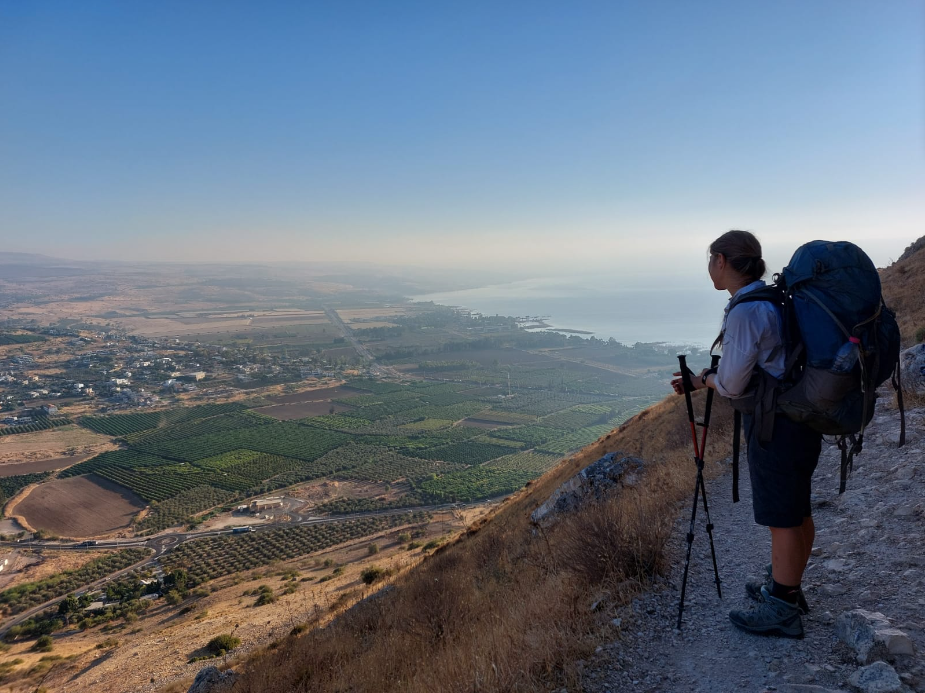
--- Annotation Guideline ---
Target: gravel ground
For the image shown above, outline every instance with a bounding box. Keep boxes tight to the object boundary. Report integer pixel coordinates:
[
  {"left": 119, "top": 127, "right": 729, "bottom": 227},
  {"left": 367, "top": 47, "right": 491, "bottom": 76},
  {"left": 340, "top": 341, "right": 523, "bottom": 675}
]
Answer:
[{"left": 581, "top": 402, "right": 925, "bottom": 693}]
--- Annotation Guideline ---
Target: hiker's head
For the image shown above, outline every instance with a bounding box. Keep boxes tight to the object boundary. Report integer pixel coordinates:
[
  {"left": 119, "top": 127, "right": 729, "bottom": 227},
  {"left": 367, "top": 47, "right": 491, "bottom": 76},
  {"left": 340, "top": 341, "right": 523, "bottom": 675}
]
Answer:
[{"left": 708, "top": 230, "right": 766, "bottom": 292}]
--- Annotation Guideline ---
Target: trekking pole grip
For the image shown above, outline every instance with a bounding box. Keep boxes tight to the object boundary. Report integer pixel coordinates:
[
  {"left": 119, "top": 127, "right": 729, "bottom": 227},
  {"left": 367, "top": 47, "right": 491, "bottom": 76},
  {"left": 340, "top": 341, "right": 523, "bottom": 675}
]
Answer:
[
  {"left": 677, "top": 355, "right": 693, "bottom": 394},
  {"left": 677, "top": 355, "right": 698, "bottom": 435}
]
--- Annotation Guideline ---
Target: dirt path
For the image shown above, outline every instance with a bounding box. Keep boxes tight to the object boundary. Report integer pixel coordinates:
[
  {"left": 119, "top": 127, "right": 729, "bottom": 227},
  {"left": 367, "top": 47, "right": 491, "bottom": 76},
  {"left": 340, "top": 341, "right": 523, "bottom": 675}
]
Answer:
[{"left": 583, "top": 403, "right": 925, "bottom": 693}]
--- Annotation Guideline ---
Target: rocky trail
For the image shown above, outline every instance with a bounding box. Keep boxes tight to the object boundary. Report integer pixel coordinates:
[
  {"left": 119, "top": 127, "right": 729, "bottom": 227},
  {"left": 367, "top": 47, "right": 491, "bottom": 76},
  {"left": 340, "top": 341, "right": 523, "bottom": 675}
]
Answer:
[{"left": 583, "top": 402, "right": 924, "bottom": 693}]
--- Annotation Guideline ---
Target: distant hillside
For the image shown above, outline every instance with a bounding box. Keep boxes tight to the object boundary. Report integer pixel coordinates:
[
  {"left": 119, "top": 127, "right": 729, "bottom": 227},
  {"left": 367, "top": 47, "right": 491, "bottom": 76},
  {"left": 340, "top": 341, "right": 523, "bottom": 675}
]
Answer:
[
  {"left": 0, "top": 251, "right": 68, "bottom": 264},
  {"left": 881, "top": 234, "right": 925, "bottom": 345}
]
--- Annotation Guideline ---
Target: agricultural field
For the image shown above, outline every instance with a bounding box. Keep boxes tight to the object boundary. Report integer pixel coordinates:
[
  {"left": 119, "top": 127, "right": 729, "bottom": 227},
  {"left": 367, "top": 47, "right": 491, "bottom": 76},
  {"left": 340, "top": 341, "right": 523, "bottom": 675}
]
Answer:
[
  {"left": 48, "top": 372, "right": 654, "bottom": 535},
  {"left": 409, "top": 440, "right": 520, "bottom": 465},
  {"left": 162, "top": 512, "right": 431, "bottom": 585},
  {"left": 264, "top": 385, "right": 363, "bottom": 404},
  {"left": 537, "top": 424, "right": 616, "bottom": 454},
  {"left": 80, "top": 402, "right": 247, "bottom": 437},
  {"left": 398, "top": 418, "right": 453, "bottom": 432},
  {"left": 463, "top": 410, "right": 538, "bottom": 425},
  {"left": 0, "top": 425, "right": 115, "bottom": 467},
  {"left": 14, "top": 474, "right": 146, "bottom": 536},
  {"left": 0, "top": 472, "right": 51, "bottom": 507},
  {"left": 129, "top": 420, "right": 349, "bottom": 463},
  {"left": 0, "top": 548, "right": 150, "bottom": 616},
  {"left": 482, "top": 451, "right": 561, "bottom": 474},
  {"left": 0, "top": 454, "right": 94, "bottom": 478},
  {"left": 0, "top": 417, "right": 72, "bottom": 437},
  {"left": 329, "top": 444, "right": 466, "bottom": 483},
  {"left": 135, "top": 486, "right": 237, "bottom": 534},
  {"left": 298, "top": 413, "right": 372, "bottom": 431},
  {"left": 538, "top": 403, "right": 615, "bottom": 429},
  {"left": 487, "top": 425, "right": 563, "bottom": 447},
  {"left": 252, "top": 401, "right": 352, "bottom": 420},
  {"left": 412, "top": 464, "right": 538, "bottom": 504}
]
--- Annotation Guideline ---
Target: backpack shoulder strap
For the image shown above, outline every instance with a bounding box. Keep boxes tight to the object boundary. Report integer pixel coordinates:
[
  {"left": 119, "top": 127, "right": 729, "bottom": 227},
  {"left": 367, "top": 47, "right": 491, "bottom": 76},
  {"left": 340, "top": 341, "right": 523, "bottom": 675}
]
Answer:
[{"left": 729, "top": 284, "right": 785, "bottom": 309}]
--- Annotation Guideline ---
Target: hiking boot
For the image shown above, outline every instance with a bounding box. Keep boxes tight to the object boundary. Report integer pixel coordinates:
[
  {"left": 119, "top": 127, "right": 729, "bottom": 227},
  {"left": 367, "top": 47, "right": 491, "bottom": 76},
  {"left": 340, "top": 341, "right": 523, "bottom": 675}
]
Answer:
[
  {"left": 729, "top": 586, "right": 804, "bottom": 639},
  {"left": 744, "top": 563, "right": 810, "bottom": 615}
]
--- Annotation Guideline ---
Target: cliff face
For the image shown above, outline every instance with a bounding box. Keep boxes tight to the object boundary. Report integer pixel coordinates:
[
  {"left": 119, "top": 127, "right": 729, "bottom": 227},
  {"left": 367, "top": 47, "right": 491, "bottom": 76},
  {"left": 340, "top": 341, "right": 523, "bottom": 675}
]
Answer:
[{"left": 881, "top": 234, "right": 925, "bottom": 345}]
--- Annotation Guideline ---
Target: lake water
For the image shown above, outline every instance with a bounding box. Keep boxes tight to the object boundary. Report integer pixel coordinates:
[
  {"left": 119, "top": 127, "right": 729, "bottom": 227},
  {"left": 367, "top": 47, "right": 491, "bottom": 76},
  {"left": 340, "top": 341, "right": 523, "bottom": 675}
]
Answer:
[{"left": 413, "top": 277, "right": 730, "bottom": 349}]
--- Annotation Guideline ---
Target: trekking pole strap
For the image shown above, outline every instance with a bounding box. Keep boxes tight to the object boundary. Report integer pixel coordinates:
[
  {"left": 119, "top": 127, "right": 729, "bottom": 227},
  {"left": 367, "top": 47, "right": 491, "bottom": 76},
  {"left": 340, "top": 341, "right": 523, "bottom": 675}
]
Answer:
[{"left": 732, "top": 410, "right": 741, "bottom": 503}]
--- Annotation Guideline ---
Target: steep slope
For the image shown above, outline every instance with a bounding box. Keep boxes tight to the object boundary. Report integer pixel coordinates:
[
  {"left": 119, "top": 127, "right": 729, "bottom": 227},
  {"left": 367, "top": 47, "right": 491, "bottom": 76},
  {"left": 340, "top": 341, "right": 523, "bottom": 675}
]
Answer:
[
  {"left": 881, "top": 234, "right": 925, "bottom": 345},
  {"left": 199, "top": 393, "right": 735, "bottom": 693}
]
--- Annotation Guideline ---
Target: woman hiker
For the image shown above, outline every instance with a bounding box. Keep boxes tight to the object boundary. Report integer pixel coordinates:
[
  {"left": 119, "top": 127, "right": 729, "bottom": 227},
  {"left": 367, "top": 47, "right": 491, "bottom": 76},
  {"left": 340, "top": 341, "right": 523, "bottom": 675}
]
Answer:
[{"left": 670, "top": 229, "right": 821, "bottom": 639}]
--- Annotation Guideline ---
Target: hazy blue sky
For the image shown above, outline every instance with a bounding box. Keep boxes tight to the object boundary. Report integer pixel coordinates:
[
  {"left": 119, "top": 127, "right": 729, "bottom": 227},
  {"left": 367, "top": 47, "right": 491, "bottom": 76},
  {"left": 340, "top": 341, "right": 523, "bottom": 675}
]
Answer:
[{"left": 1, "top": 1, "right": 922, "bottom": 277}]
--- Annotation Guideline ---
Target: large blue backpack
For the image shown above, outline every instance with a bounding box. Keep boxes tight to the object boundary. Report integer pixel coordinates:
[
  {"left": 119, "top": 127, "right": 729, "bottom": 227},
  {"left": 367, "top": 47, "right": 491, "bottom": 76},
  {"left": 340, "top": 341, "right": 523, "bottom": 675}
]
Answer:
[{"left": 730, "top": 240, "right": 905, "bottom": 495}]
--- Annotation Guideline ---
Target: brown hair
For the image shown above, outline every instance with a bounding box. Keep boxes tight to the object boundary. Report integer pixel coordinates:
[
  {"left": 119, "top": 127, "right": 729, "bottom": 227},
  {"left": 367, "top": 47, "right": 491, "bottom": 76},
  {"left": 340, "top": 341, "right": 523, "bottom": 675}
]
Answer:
[{"left": 710, "top": 230, "right": 766, "bottom": 282}]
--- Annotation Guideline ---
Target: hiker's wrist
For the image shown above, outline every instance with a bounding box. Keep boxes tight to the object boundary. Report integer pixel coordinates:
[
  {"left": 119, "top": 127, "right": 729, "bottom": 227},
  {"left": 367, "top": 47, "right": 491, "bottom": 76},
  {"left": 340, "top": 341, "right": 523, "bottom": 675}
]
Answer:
[{"left": 702, "top": 367, "right": 718, "bottom": 388}]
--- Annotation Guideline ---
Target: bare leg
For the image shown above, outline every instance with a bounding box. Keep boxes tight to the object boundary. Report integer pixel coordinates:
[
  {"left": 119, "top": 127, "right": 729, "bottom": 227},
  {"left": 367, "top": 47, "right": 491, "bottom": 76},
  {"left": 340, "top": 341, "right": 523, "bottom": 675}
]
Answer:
[
  {"left": 769, "top": 525, "right": 808, "bottom": 586},
  {"left": 800, "top": 516, "right": 815, "bottom": 569}
]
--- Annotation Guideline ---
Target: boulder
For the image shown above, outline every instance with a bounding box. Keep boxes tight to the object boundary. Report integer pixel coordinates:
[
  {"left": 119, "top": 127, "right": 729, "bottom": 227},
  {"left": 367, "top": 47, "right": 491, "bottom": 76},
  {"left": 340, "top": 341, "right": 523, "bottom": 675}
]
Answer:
[
  {"left": 847, "top": 661, "right": 903, "bottom": 693},
  {"left": 899, "top": 343, "right": 925, "bottom": 396},
  {"left": 530, "top": 451, "right": 644, "bottom": 524},
  {"left": 835, "top": 609, "right": 916, "bottom": 664},
  {"left": 188, "top": 666, "right": 239, "bottom": 693}
]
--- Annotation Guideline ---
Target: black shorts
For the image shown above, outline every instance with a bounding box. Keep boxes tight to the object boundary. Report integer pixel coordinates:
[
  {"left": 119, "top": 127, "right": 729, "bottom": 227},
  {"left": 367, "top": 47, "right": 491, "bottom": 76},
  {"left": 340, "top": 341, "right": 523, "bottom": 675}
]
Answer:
[{"left": 743, "top": 413, "right": 822, "bottom": 528}]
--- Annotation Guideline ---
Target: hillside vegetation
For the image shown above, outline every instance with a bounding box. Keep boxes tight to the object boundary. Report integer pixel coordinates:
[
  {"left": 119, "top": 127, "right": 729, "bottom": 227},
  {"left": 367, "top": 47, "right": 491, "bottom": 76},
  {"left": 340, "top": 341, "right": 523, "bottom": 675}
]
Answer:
[{"left": 881, "top": 234, "right": 925, "bottom": 345}]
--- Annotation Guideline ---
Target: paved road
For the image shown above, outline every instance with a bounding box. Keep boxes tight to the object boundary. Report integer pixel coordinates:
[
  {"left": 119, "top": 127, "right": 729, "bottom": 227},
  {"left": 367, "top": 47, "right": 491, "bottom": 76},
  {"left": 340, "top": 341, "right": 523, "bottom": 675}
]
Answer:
[{"left": 322, "top": 305, "right": 402, "bottom": 378}]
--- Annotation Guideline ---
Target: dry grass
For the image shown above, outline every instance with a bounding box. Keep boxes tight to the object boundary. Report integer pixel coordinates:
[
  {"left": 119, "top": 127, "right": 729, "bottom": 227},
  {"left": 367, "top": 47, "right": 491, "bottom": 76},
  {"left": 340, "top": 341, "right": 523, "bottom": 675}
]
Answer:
[
  {"left": 211, "top": 392, "right": 737, "bottom": 693},
  {"left": 881, "top": 234, "right": 925, "bottom": 346}
]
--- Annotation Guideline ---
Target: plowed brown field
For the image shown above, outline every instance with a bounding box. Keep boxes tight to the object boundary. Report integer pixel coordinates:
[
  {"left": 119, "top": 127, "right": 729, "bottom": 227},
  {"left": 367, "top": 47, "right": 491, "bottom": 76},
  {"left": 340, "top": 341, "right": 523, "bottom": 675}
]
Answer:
[{"left": 13, "top": 474, "right": 145, "bottom": 538}]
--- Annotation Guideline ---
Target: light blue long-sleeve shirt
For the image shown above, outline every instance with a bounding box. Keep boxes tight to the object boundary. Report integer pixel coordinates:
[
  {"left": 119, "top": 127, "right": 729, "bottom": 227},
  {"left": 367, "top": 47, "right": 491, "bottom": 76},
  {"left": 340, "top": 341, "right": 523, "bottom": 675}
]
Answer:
[{"left": 714, "top": 280, "right": 786, "bottom": 399}]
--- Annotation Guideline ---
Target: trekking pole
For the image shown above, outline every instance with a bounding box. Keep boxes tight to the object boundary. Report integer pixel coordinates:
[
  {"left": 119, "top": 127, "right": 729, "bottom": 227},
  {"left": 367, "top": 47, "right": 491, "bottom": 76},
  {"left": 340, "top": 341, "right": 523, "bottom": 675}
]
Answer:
[
  {"left": 676, "top": 354, "right": 722, "bottom": 630},
  {"left": 697, "top": 354, "right": 722, "bottom": 600}
]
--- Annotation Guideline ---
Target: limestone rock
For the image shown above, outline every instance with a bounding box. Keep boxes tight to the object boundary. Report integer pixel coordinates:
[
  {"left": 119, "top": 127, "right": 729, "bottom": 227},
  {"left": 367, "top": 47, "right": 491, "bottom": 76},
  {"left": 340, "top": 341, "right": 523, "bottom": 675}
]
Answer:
[
  {"left": 847, "top": 661, "right": 903, "bottom": 693},
  {"left": 900, "top": 343, "right": 925, "bottom": 396},
  {"left": 531, "top": 451, "right": 644, "bottom": 524},
  {"left": 835, "top": 609, "right": 916, "bottom": 664},
  {"left": 187, "top": 666, "right": 238, "bottom": 693}
]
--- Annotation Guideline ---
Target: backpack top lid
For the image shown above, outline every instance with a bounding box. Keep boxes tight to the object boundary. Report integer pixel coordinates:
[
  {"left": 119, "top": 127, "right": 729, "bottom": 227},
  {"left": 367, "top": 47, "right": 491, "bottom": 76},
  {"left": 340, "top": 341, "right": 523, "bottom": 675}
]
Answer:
[{"left": 781, "top": 240, "right": 883, "bottom": 369}]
